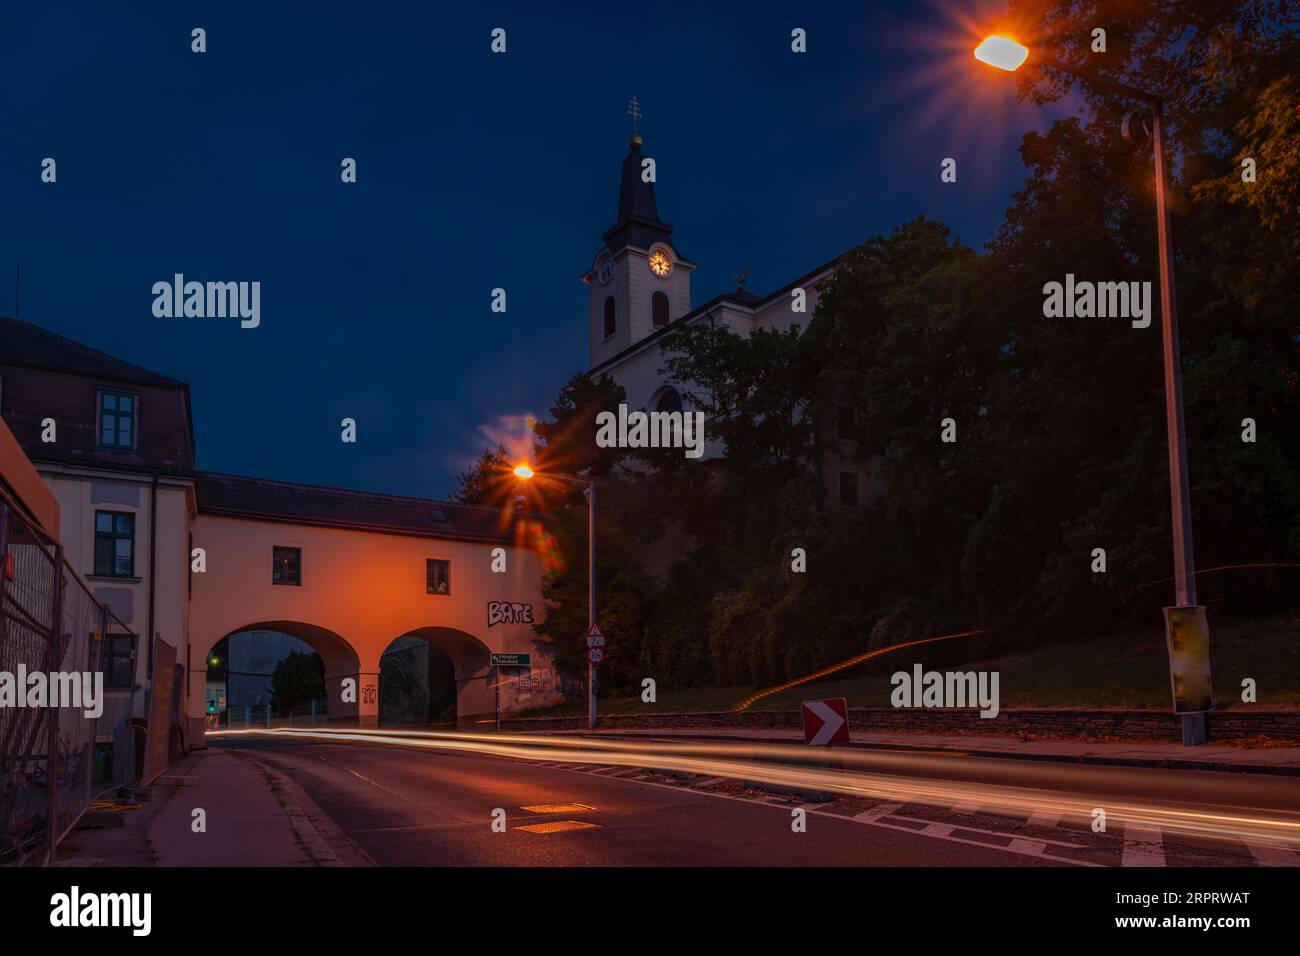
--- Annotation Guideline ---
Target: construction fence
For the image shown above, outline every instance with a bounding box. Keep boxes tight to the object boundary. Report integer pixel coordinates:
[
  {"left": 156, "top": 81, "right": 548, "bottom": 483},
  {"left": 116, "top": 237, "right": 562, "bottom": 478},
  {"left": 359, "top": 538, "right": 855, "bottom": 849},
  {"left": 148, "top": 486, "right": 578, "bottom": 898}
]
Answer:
[{"left": 0, "top": 494, "right": 137, "bottom": 866}]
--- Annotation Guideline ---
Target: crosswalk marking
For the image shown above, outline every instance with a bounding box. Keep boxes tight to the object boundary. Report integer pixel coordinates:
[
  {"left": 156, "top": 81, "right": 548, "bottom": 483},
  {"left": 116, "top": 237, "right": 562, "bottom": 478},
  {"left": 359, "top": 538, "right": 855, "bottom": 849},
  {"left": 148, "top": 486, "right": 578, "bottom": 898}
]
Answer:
[
  {"left": 527, "top": 761, "right": 1290, "bottom": 866},
  {"left": 1007, "top": 838, "right": 1048, "bottom": 857},
  {"left": 693, "top": 777, "right": 728, "bottom": 788},
  {"left": 1121, "top": 822, "right": 1167, "bottom": 867},
  {"left": 1026, "top": 809, "right": 1063, "bottom": 827},
  {"left": 854, "top": 801, "right": 905, "bottom": 823},
  {"left": 1248, "top": 843, "right": 1300, "bottom": 867}
]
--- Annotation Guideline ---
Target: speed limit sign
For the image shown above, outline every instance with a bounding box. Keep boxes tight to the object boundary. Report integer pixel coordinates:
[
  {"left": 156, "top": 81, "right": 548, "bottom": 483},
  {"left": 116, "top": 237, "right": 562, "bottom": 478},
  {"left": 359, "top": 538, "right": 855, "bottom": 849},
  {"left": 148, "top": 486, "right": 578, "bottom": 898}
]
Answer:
[{"left": 588, "top": 647, "right": 604, "bottom": 664}]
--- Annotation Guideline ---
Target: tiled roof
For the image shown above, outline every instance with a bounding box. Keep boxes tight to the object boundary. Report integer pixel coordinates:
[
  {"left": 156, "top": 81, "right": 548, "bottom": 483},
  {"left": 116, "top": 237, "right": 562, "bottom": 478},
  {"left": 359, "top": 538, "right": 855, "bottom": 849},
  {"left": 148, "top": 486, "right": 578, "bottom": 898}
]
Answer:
[
  {"left": 196, "top": 472, "right": 528, "bottom": 544},
  {"left": 0, "top": 315, "right": 186, "bottom": 387}
]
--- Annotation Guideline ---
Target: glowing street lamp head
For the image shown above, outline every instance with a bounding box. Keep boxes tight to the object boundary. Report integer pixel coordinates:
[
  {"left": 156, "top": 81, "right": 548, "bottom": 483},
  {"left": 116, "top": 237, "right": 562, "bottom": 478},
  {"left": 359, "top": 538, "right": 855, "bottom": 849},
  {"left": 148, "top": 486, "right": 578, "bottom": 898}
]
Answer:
[
  {"left": 974, "top": 35, "right": 1029, "bottom": 72},
  {"left": 513, "top": 463, "right": 534, "bottom": 480}
]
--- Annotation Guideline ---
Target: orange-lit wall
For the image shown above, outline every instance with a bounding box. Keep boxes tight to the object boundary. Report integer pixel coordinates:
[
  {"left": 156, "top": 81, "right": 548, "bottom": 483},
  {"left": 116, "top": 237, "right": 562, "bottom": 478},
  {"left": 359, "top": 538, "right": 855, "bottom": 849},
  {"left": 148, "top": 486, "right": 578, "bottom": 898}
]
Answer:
[{"left": 187, "top": 513, "right": 557, "bottom": 739}]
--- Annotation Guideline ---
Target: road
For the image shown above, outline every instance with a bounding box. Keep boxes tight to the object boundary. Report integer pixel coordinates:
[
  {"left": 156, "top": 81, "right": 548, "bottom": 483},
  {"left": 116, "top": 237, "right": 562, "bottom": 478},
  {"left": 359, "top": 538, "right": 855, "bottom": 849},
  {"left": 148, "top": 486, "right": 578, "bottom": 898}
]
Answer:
[{"left": 214, "top": 729, "right": 1300, "bottom": 867}]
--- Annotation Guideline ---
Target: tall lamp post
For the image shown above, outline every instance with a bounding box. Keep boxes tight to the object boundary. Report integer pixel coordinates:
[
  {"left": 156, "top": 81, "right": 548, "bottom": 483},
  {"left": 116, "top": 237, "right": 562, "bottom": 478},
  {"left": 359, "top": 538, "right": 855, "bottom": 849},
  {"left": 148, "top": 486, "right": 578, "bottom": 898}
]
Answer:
[
  {"left": 514, "top": 464, "right": 599, "bottom": 729},
  {"left": 975, "top": 36, "right": 1209, "bottom": 745}
]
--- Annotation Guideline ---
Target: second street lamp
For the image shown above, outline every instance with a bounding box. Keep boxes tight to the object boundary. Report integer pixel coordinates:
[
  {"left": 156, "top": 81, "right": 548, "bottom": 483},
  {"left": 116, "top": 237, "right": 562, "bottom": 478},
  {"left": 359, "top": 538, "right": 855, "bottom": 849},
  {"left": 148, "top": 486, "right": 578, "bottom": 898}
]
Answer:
[
  {"left": 975, "top": 35, "right": 1210, "bottom": 746},
  {"left": 514, "top": 463, "right": 599, "bottom": 729}
]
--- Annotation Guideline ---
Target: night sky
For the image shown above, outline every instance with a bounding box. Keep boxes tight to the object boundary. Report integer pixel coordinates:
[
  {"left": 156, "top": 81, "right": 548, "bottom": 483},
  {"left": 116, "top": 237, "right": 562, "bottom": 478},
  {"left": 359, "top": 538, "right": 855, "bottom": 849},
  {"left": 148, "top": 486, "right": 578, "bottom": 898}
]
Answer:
[{"left": 1, "top": 1, "right": 1072, "bottom": 499}]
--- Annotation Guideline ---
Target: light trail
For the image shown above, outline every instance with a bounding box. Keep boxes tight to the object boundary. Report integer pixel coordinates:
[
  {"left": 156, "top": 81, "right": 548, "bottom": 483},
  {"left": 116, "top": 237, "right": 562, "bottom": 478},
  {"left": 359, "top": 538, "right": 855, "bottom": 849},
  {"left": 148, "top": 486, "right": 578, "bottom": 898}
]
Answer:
[
  {"left": 1126, "top": 562, "right": 1300, "bottom": 594},
  {"left": 733, "top": 629, "right": 984, "bottom": 711},
  {"left": 213, "top": 725, "right": 1300, "bottom": 850}
]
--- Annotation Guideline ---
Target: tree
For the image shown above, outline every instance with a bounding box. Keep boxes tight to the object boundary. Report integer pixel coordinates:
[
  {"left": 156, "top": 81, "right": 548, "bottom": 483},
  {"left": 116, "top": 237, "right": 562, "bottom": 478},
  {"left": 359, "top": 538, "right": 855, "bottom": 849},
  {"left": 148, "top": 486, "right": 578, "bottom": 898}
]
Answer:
[
  {"left": 450, "top": 444, "right": 512, "bottom": 506},
  {"left": 269, "top": 651, "right": 325, "bottom": 716}
]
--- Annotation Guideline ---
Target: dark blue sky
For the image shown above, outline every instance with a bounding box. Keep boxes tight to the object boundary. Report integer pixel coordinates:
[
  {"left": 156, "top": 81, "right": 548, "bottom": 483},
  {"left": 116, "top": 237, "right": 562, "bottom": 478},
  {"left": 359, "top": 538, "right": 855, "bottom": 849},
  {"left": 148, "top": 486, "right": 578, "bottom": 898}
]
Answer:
[{"left": 1, "top": 1, "right": 1071, "bottom": 499}]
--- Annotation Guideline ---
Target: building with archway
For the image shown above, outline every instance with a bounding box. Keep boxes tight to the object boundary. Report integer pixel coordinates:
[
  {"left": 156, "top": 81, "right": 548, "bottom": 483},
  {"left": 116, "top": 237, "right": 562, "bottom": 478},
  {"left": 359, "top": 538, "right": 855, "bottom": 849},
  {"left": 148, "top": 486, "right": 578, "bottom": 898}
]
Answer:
[
  {"left": 0, "top": 316, "right": 560, "bottom": 768},
  {"left": 188, "top": 472, "right": 553, "bottom": 740}
]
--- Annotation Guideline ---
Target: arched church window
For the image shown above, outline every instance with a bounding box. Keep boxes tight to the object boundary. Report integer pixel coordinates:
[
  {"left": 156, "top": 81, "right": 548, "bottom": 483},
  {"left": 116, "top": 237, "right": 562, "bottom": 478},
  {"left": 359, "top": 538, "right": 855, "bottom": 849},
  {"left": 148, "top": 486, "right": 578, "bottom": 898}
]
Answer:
[
  {"left": 655, "top": 387, "right": 683, "bottom": 414},
  {"left": 652, "top": 291, "right": 669, "bottom": 330},
  {"left": 603, "top": 296, "right": 616, "bottom": 339}
]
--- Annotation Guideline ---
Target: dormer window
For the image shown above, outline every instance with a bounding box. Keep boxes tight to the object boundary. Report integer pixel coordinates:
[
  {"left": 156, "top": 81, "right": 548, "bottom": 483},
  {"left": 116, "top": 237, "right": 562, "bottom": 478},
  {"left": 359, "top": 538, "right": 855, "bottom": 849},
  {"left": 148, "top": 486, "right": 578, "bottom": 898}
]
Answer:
[
  {"left": 98, "top": 389, "right": 137, "bottom": 450},
  {"left": 603, "top": 296, "right": 616, "bottom": 339}
]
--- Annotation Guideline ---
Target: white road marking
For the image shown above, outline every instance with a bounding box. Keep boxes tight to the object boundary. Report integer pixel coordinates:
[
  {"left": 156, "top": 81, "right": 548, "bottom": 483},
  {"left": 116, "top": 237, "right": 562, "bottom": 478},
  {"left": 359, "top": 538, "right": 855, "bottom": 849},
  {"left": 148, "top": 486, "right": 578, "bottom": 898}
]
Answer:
[
  {"left": 1121, "top": 822, "right": 1167, "bottom": 867},
  {"left": 1248, "top": 843, "right": 1300, "bottom": 867},
  {"left": 951, "top": 801, "right": 982, "bottom": 815},
  {"left": 854, "top": 801, "right": 905, "bottom": 823},
  {"left": 1007, "top": 838, "right": 1049, "bottom": 857},
  {"left": 1027, "top": 809, "right": 1063, "bottom": 827},
  {"left": 693, "top": 777, "right": 728, "bottom": 788}
]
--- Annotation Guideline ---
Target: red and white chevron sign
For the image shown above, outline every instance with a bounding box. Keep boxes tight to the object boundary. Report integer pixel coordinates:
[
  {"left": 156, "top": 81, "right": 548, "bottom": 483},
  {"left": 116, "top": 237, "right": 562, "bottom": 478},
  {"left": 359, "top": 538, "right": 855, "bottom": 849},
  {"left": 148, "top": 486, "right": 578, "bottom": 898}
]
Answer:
[{"left": 801, "top": 697, "right": 850, "bottom": 746}]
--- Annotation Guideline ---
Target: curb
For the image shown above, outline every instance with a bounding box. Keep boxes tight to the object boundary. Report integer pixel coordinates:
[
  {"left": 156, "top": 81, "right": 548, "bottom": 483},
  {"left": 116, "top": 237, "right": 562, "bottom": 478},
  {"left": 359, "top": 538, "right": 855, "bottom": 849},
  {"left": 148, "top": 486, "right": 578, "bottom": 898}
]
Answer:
[{"left": 235, "top": 754, "right": 375, "bottom": 866}]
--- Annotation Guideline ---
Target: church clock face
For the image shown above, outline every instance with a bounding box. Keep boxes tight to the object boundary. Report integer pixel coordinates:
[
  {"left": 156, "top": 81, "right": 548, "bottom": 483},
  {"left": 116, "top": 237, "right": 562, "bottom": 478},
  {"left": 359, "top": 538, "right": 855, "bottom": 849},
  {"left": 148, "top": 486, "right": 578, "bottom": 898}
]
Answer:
[
  {"left": 648, "top": 248, "right": 672, "bottom": 277},
  {"left": 596, "top": 251, "right": 613, "bottom": 284}
]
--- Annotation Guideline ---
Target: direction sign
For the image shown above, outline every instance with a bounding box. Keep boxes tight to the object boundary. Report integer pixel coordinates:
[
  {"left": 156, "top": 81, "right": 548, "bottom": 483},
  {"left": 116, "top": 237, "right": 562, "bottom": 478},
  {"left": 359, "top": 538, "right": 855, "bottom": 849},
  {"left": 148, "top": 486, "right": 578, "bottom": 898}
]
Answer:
[
  {"left": 588, "top": 647, "right": 604, "bottom": 664},
  {"left": 801, "top": 697, "right": 849, "bottom": 746},
  {"left": 490, "top": 652, "right": 531, "bottom": 667},
  {"left": 586, "top": 623, "right": 605, "bottom": 648}
]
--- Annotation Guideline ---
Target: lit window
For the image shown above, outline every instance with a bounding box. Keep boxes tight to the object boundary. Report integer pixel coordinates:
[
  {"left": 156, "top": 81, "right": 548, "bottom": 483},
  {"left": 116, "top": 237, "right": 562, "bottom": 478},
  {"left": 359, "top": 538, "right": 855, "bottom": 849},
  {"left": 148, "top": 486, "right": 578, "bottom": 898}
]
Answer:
[
  {"left": 94, "top": 511, "right": 135, "bottom": 577},
  {"left": 272, "top": 547, "right": 301, "bottom": 586},
  {"left": 426, "top": 559, "right": 451, "bottom": 595},
  {"left": 98, "top": 389, "right": 137, "bottom": 450}
]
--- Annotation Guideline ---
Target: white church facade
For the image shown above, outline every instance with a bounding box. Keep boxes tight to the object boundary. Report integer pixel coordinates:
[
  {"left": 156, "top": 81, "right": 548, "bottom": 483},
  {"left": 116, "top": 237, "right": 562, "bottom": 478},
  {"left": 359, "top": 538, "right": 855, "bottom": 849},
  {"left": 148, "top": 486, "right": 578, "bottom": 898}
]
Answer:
[{"left": 582, "top": 125, "right": 873, "bottom": 508}]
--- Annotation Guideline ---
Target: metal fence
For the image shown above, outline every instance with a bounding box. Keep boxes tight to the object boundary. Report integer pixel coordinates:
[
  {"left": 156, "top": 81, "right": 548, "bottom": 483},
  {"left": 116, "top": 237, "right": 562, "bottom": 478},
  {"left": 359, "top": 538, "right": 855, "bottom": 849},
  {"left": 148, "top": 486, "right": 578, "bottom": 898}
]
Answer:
[
  {"left": 218, "top": 697, "right": 329, "bottom": 730},
  {"left": 0, "top": 494, "right": 136, "bottom": 866}
]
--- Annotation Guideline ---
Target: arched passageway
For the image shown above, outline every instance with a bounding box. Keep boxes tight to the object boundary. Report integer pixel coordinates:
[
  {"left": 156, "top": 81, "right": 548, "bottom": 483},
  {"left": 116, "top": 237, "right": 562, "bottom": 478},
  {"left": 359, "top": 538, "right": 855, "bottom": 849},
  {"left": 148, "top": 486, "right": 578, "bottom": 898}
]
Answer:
[{"left": 381, "top": 627, "right": 496, "bottom": 730}]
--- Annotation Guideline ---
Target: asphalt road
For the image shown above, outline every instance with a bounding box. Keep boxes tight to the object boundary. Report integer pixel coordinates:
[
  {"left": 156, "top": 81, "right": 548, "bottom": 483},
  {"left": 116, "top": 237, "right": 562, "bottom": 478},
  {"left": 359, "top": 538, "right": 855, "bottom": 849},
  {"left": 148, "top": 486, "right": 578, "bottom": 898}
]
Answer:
[{"left": 214, "top": 733, "right": 1300, "bottom": 867}]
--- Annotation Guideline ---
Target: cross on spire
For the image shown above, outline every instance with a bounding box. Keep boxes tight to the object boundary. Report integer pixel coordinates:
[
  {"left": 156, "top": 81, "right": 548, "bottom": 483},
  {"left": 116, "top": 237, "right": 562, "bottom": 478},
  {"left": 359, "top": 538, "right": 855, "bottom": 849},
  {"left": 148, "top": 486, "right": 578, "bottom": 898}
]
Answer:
[{"left": 627, "top": 96, "right": 641, "bottom": 133}]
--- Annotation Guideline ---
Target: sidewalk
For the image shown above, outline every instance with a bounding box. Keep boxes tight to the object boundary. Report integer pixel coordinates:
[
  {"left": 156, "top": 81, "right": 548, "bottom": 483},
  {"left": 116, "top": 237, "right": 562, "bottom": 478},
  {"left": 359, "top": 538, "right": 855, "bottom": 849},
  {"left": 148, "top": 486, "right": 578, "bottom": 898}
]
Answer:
[
  {"left": 523, "top": 725, "right": 1300, "bottom": 775},
  {"left": 54, "top": 748, "right": 361, "bottom": 866}
]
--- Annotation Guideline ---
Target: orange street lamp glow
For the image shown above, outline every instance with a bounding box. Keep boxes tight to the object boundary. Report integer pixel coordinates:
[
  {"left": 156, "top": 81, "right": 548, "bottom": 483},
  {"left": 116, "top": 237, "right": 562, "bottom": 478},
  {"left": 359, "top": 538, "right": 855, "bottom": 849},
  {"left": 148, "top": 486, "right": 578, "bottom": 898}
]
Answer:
[
  {"left": 512, "top": 463, "right": 534, "bottom": 480},
  {"left": 974, "top": 35, "right": 1029, "bottom": 72}
]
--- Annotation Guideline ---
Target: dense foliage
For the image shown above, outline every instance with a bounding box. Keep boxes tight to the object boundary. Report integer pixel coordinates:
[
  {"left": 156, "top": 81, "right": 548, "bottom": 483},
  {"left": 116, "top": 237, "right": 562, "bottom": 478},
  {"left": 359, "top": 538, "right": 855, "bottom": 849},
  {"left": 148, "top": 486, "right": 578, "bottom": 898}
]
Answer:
[{"left": 455, "top": 2, "right": 1299, "bottom": 695}]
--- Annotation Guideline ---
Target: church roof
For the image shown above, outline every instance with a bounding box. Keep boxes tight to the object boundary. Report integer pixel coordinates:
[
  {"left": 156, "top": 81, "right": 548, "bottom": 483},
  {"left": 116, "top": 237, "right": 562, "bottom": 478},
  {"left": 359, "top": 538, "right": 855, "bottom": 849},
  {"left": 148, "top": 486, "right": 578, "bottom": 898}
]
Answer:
[
  {"left": 196, "top": 471, "right": 533, "bottom": 544},
  {"left": 602, "top": 133, "right": 674, "bottom": 253},
  {"left": 589, "top": 251, "right": 846, "bottom": 377}
]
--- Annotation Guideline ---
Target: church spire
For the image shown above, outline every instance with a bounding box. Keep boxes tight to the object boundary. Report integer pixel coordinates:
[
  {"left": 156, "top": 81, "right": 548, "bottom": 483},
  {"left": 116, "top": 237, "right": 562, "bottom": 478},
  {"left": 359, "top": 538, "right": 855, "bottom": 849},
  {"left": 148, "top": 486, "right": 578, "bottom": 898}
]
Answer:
[{"left": 603, "top": 97, "right": 672, "bottom": 253}]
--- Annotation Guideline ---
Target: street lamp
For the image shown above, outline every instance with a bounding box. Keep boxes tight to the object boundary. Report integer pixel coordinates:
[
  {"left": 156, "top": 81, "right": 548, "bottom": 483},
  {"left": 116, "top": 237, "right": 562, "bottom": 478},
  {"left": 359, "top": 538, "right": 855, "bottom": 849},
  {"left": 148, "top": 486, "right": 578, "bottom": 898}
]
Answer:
[
  {"left": 514, "top": 463, "right": 599, "bottom": 729},
  {"left": 976, "top": 36, "right": 1209, "bottom": 745}
]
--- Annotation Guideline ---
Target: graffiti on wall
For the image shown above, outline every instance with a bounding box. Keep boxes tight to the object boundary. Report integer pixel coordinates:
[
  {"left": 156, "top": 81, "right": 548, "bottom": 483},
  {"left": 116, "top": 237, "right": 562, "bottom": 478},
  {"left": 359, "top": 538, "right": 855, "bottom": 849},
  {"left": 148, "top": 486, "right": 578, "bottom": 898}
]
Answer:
[{"left": 487, "top": 601, "right": 534, "bottom": 628}]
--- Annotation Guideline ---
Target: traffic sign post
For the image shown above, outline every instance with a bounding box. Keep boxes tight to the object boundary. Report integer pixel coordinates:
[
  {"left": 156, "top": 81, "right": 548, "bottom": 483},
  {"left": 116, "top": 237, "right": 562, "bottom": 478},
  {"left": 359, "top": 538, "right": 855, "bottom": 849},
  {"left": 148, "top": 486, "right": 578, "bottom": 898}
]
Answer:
[
  {"left": 489, "top": 653, "right": 532, "bottom": 732},
  {"left": 586, "top": 622, "right": 602, "bottom": 730},
  {"left": 801, "top": 697, "right": 850, "bottom": 747},
  {"left": 489, "top": 652, "right": 531, "bottom": 667}
]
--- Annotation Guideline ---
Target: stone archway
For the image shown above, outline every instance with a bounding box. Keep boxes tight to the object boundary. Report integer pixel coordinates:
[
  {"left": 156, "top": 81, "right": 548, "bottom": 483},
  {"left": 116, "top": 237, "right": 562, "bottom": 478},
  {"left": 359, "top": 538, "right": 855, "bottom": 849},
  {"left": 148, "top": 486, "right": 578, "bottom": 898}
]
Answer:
[
  {"left": 189, "top": 620, "right": 370, "bottom": 738},
  {"left": 380, "top": 627, "right": 495, "bottom": 731}
]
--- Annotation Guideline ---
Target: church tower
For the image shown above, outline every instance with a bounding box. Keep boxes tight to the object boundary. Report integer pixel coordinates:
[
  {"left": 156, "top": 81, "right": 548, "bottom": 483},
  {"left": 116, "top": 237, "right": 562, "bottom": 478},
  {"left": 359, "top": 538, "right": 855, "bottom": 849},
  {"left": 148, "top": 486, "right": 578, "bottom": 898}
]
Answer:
[{"left": 584, "top": 101, "right": 695, "bottom": 369}]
